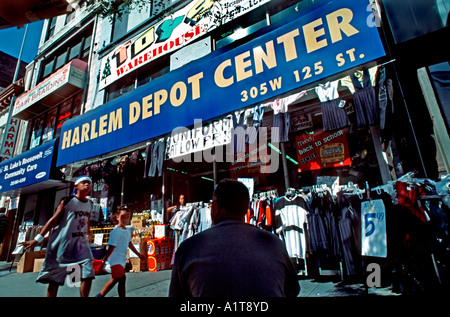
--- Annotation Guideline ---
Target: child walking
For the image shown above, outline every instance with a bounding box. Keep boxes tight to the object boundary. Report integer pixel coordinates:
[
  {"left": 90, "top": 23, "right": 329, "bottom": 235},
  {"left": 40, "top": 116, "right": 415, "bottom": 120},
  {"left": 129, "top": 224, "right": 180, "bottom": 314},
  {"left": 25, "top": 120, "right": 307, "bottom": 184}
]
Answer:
[
  {"left": 21, "top": 175, "right": 95, "bottom": 297},
  {"left": 96, "top": 205, "right": 146, "bottom": 297}
]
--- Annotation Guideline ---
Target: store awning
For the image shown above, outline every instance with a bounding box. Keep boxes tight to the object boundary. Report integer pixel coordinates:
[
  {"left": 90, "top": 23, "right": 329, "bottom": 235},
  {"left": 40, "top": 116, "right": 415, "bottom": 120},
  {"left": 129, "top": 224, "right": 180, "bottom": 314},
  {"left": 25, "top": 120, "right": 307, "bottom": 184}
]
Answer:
[
  {"left": 12, "top": 59, "right": 87, "bottom": 120},
  {"left": 0, "top": 138, "right": 60, "bottom": 194}
]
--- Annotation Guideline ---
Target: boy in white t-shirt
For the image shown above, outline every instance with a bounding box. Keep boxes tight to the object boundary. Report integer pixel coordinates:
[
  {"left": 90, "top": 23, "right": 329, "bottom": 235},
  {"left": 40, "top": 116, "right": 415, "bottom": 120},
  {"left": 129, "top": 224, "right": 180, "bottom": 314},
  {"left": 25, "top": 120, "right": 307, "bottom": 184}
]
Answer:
[{"left": 96, "top": 205, "right": 146, "bottom": 297}]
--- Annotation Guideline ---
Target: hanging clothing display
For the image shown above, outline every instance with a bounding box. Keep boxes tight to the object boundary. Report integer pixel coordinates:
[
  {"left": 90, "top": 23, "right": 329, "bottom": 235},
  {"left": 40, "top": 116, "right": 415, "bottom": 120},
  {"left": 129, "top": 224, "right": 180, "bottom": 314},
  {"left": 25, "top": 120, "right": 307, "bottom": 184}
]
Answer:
[
  {"left": 273, "top": 194, "right": 309, "bottom": 260},
  {"left": 307, "top": 187, "right": 342, "bottom": 273},
  {"left": 247, "top": 193, "right": 275, "bottom": 231},
  {"left": 315, "top": 80, "right": 350, "bottom": 131},
  {"left": 351, "top": 68, "right": 379, "bottom": 127},
  {"left": 260, "top": 91, "right": 307, "bottom": 143},
  {"left": 169, "top": 203, "right": 212, "bottom": 248},
  {"left": 246, "top": 104, "right": 265, "bottom": 145},
  {"left": 144, "top": 139, "right": 165, "bottom": 178},
  {"left": 377, "top": 66, "right": 395, "bottom": 141},
  {"left": 336, "top": 195, "right": 359, "bottom": 276},
  {"left": 232, "top": 108, "right": 253, "bottom": 154}
]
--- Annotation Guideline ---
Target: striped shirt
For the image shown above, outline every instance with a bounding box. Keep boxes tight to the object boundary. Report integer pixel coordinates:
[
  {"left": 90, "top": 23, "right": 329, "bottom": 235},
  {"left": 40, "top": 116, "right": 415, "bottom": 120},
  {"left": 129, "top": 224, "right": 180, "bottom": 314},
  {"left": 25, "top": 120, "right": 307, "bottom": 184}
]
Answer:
[{"left": 274, "top": 195, "right": 308, "bottom": 259}]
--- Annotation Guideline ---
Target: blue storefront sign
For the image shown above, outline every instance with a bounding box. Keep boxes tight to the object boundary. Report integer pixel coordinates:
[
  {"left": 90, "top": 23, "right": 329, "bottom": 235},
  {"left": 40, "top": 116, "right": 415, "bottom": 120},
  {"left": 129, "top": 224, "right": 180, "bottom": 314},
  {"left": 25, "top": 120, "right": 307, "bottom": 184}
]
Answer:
[
  {"left": 56, "top": 0, "right": 385, "bottom": 167},
  {"left": 0, "top": 139, "right": 57, "bottom": 193}
]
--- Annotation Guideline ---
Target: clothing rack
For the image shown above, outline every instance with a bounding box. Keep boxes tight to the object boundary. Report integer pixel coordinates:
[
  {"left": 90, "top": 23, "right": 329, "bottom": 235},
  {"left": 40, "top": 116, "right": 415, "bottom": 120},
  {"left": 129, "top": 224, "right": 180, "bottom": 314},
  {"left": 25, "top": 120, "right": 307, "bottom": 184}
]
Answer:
[
  {"left": 252, "top": 189, "right": 278, "bottom": 200},
  {"left": 185, "top": 201, "right": 209, "bottom": 208}
]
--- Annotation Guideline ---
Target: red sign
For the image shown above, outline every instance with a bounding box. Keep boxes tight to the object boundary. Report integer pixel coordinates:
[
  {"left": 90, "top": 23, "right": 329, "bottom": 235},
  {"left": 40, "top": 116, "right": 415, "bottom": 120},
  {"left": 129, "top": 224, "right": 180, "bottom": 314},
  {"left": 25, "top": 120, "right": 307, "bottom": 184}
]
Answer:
[
  {"left": 295, "top": 129, "right": 351, "bottom": 172},
  {"left": 0, "top": 117, "right": 21, "bottom": 161}
]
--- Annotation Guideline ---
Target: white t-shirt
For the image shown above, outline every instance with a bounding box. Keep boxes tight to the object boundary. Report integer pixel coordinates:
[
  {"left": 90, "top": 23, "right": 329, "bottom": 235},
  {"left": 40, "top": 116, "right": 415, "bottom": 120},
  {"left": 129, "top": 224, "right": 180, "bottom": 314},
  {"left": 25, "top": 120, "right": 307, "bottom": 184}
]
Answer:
[{"left": 107, "top": 225, "right": 133, "bottom": 267}]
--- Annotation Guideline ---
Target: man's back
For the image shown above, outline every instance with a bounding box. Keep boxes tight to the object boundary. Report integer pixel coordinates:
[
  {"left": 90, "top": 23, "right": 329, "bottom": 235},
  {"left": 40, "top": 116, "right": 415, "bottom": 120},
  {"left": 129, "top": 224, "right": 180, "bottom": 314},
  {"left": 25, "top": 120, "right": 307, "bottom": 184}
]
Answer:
[{"left": 169, "top": 219, "right": 300, "bottom": 297}]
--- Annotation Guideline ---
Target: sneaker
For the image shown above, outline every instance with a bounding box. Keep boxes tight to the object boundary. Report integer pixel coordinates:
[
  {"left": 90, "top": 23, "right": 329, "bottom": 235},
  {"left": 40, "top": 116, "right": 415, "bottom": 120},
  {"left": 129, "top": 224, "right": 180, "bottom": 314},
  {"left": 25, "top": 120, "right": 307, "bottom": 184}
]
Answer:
[{"left": 95, "top": 292, "right": 104, "bottom": 297}]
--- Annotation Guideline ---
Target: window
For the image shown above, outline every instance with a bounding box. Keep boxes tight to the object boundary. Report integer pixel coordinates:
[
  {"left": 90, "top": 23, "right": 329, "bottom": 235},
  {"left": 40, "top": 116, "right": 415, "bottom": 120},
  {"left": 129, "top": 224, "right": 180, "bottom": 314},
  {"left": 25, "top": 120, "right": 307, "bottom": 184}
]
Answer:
[
  {"left": 82, "top": 35, "right": 92, "bottom": 60},
  {"left": 383, "top": 0, "right": 450, "bottom": 43},
  {"left": 55, "top": 99, "right": 73, "bottom": 137},
  {"left": 137, "top": 57, "right": 170, "bottom": 87},
  {"left": 105, "top": 75, "right": 136, "bottom": 103},
  {"left": 30, "top": 115, "right": 45, "bottom": 149},
  {"left": 111, "top": 12, "right": 129, "bottom": 42},
  {"left": 42, "top": 108, "right": 57, "bottom": 143},
  {"left": 104, "top": 56, "right": 171, "bottom": 103},
  {"left": 55, "top": 50, "right": 68, "bottom": 70},
  {"left": 45, "top": 17, "right": 57, "bottom": 42},
  {"left": 69, "top": 42, "right": 82, "bottom": 60},
  {"left": 27, "top": 92, "right": 84, "bottom": 149},
  {"left": 215, "top": 8, "right": 268, "bottom": 49},
  {"left": 39, "top": 31, "right": 93, "bottom": 81},
  {"left": 42, "top": 59, "right": 55, "bottom": 78}
]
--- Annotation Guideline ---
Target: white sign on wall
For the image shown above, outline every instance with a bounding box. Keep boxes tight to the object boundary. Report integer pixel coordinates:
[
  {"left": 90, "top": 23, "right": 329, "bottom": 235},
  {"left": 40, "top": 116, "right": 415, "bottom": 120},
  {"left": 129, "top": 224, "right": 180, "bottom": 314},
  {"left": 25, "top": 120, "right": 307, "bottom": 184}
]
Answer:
[{"left": 166, "top": 115, "right": 233, "bottom": 159}]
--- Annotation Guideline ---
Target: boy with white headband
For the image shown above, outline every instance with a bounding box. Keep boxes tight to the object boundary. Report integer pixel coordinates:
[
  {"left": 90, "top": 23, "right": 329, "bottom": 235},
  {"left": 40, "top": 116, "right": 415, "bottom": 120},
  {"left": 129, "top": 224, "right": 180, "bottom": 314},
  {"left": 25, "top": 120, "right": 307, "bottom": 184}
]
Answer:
[{"left": 22, "top": 175, "right": 95, "bottom": 297}]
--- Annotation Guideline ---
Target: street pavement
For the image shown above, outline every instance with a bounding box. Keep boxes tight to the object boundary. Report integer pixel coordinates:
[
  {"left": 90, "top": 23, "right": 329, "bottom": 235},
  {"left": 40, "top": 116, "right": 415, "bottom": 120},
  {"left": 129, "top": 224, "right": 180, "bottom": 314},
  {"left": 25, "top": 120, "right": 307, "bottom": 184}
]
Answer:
[{"left": 0, "top": 261, "right": 398, "bottom": 297}]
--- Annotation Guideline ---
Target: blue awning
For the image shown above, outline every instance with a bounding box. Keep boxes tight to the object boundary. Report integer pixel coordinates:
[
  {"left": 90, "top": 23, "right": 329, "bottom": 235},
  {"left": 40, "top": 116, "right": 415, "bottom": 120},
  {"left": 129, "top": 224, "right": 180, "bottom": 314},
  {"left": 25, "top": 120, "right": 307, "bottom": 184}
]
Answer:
[{"left": 0, "top": 138, "right": 59, "bottom": 194}]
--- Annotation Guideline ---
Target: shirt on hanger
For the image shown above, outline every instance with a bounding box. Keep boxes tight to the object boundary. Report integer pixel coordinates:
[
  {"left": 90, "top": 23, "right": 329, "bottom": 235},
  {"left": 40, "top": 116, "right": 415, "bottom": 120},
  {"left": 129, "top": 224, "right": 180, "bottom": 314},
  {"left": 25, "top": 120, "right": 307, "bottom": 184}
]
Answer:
[
  {"left": 274, "top": 194, "right": 309, "bottom": 259},
  {"left": 261, "top": 90, "right": 308, "bottom": 114},
  {"left": 315, "top": 80, "right": 340, "bottom": 102},
  {"left": 260, "top": 91, "right": 307, "bottom": 143}
]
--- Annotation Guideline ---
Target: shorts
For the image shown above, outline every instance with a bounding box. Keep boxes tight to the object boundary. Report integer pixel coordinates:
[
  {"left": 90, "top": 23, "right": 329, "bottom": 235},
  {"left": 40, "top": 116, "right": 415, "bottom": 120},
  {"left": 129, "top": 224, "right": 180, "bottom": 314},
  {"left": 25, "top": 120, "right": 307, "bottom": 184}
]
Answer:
[
  {"left": 37, "top": 258, "right": 95, "bottom": 286},
  {"left": 111, "top": 264, "right": 126, "bottom": 279}
]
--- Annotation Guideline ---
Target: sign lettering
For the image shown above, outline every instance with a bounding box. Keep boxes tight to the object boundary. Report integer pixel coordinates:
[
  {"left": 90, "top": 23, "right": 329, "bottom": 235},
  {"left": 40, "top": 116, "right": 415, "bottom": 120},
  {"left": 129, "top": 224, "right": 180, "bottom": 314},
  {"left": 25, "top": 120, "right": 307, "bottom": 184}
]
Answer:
[{"left": 57, "top": 0, "right": 385, "bottom": 167}]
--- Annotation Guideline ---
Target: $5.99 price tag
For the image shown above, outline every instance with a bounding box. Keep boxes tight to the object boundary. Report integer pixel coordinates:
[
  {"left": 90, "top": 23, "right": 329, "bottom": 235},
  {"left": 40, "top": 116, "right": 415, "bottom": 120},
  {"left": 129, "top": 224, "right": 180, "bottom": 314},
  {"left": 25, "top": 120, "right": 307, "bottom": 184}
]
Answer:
[{"left": 361, "top": 199, "right": 387, "bottom": 258}]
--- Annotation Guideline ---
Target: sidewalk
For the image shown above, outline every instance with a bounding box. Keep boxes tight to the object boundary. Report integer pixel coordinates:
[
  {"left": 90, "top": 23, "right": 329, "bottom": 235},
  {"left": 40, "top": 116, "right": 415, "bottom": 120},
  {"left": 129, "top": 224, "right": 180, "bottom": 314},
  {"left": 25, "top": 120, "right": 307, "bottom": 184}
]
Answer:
[
  {"left": 0, "top": 261, "right": 398, "bottom": 297},
  {"left": 0, "top": 261, "right": 171, "bottom": 297}
]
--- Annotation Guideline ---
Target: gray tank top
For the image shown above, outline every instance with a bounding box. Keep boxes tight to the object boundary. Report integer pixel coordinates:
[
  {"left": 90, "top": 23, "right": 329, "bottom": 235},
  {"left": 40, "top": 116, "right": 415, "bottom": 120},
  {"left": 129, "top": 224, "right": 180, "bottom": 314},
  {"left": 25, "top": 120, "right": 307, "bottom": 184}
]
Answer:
[{"left": 44, "top": 196, "right": 93, "bottom": 267}]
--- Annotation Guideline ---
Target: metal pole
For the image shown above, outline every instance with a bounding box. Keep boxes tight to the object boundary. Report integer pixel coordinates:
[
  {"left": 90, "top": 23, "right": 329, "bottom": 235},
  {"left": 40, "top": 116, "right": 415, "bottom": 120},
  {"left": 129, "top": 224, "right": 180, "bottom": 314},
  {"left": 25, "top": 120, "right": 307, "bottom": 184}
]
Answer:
[
  {"left": 280, "top": 143, "right": 290, "bottom": 190},
  {"left": 0, "top": 24, "right": 29, "bottom": 160}
]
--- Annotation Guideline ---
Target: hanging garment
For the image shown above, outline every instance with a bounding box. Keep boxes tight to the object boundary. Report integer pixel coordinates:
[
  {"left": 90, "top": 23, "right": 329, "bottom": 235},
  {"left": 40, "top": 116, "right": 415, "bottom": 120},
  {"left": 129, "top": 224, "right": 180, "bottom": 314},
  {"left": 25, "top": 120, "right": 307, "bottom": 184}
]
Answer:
[
  {"left": 274, "top": 194, "right": 309, "bottom": 259},
  {"left": 316, "top": 80, "right": 350, "bottom": 131},
  {"left": 321, "top": 99, "right": 351, "bottom": 131},
  {"left": 272, "top": 112, "right": 290, "bottom": 143},
  {"left": 396, "top": 181, "right": 429, "bottom": 223},
  {"left": 261, "top": 91, "right": 307, "bottom": 143},
  {"left": 336, "top": 192, "right": 361, "bottom": 276},
  {"left": 246, "top": 104, "right": 265, "bottom": 145},
  {"left": 307, "top": 189, "right": 341, "bottom": 271},
  {"left": 145, "top": 139, "right": 165, "bottom": 178},
  {"left": 377, "top": 66, "right": 394, "bottom": 141},
  {"left": 351, "top": 68, "right": 379, "bottom": 127},
  {"left": 197, "top": 206, "right": 212, "bottom": 233},
  {"left": 338, "top": 214, "right": 358, "bottom": 275},
  {"left": 232, "top": 109, "right": 252, "bottom": 154},
  {"left": 315, "top": 81, "right": 340, "bottom": 101}
]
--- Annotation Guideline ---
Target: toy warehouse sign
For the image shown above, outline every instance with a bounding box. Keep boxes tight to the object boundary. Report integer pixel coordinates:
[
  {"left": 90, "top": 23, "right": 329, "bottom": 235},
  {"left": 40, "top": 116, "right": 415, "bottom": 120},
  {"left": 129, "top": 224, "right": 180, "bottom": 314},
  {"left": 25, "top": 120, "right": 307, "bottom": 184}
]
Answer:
[
  {"left": 56, "top": 0, "right": 385, "bottom": 166},
  {"left": 99, "top": 0, "right": 272, "bottom": 90}
]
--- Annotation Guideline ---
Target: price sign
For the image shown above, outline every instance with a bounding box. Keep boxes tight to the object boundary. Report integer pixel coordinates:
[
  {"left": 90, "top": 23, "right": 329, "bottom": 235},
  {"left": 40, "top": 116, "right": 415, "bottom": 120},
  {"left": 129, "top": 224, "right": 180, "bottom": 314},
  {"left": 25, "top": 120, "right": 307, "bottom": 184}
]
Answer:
[{"left": 361, "top": 199, "right": 387, "bottom": 258}]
